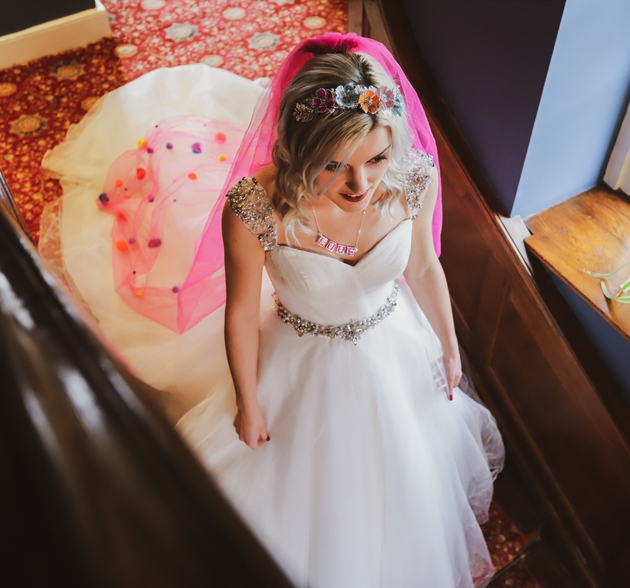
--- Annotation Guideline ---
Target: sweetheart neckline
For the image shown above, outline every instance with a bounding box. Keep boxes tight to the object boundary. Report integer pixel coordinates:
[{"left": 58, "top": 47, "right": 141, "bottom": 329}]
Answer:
[{"left": 273, "top": 219, "right": 412, "bottom": 268}]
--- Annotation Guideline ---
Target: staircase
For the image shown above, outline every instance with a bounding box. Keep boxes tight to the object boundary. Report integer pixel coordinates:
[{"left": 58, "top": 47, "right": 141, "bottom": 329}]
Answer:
[{"left": 486, "top": 459, "right": 588, "bottom": 588}]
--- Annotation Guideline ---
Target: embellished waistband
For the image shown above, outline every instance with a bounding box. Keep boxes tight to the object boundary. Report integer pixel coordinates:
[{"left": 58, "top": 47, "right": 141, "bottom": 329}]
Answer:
[{"left": 273, "top": 284, "right": 399, "bottom": 346}]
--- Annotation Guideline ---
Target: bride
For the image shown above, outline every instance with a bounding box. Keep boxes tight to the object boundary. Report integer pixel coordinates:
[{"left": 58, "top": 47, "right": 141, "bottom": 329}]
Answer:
[{"left": 41, "top": 33, "right": 504, "bottom": 588}]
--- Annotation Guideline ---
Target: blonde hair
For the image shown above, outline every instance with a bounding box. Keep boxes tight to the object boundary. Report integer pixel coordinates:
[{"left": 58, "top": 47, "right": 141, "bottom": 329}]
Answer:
[{"left": 272, "top": 52, "right": 413, "bottom": 235}]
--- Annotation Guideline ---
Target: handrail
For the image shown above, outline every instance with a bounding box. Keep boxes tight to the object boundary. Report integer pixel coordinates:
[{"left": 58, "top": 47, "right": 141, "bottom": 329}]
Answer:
[
  {"left": 0, "top": 170, "right": 32, "bottom": 242},
  {"left": 0, "top": 168, "right": 293, "bottom": 587}
]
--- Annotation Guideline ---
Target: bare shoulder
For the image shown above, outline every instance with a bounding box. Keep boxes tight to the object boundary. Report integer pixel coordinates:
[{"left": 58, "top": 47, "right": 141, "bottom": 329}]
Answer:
[{"left": 252, "top": 163, "right": 277, "bottom": 199}]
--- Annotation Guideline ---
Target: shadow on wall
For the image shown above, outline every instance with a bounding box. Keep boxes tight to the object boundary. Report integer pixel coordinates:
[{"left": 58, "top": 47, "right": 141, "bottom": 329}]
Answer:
[
  {"left": 403, "top": 0, "right": 566, "bottom": 215},
  {"left": 548, "top": 272, "right": 630, "bottom": 401}
]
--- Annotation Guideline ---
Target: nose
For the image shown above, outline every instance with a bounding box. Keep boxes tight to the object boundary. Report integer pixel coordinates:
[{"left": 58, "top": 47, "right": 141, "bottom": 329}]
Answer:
[{"left": 345, "top": 166, "right": 368, "bottom": 195}]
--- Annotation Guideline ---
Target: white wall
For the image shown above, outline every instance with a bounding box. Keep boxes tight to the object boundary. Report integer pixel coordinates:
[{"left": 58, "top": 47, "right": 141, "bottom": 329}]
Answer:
[{"left": 512, "top": 0, "right": 630, "bottom": 219}]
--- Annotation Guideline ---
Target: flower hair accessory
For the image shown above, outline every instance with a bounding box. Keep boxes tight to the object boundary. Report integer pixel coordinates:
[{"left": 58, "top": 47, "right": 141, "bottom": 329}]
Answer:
[{"left": 293, "top": 82, "right": 404, "bottom": 122}]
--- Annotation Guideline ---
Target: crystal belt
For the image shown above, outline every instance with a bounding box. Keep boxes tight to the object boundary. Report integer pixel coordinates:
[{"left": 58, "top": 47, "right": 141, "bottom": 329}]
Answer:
[{"left": 273, "top": 283, "right": 399, "bottom": 346}]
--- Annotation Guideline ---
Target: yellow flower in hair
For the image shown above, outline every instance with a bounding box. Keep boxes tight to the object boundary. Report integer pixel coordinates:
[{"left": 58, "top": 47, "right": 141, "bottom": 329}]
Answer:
[{"left": 359, "top": 89, "right": 380, "bottom": 114}]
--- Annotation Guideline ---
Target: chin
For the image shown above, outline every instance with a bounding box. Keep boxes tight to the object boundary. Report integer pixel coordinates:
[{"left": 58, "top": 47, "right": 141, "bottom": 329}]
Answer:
[{"left": 335, "top": 199, "right": 369, "bottom": 213}]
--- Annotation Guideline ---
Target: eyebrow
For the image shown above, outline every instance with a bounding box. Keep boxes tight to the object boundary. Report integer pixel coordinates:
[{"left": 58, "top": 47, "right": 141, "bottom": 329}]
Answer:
[{"left": 329, "top": 144, "right": 392, "bottom": 166}]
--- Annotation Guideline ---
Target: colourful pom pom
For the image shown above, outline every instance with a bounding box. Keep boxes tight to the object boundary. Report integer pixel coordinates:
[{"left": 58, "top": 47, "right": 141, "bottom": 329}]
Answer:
[
  {"left": 148, "top": 238, "right": 162, "bottom": 248},
  {"left": 172, "top": 285, "right": 180, "bottom": 293},
  {"left": 148, "top": 195, "right": 155, "bottom": 203},
  {"left": 136, "top": 168, "right": 146, "bottom": 180},
  {"left": 115, "top": 178, "right": 123, "bottom": 187},
  {"left": 188, "top": 172, "right": 197, "bottom": 180},
  {"left": 192, "top": 142, "right": 202, "bottom": 154},
  {"left": 128, "top": 237, "right": 136, "bottom": 245},
  {"left": 166, "top": 142, "right": 173, "bottom": 150},
  {"left": 147, "top": 147, "right": 154, "bottom": 154},
  {"left": 138, "top": 137, "right": 148, "bottom": 149},
  {"left": 215, "top": 132, "right": 227, "bottom": 143},
  {"left": 219, "top": 155, "right": 226, "bottom": 162},
  {"left": 135, "top": 289, "right": 144, "bottom": 298},
  {"left": 98, "top": 193, "right": 109, "bottom": 204},
  {"left": 115, "top": 239, "right": 129, "bottom": 252}
]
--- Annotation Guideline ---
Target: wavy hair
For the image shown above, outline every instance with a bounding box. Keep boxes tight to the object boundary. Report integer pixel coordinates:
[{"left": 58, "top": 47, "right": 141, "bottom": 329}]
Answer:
[{"left": 272, "top": 51, "right": 413, "bottom": 236}]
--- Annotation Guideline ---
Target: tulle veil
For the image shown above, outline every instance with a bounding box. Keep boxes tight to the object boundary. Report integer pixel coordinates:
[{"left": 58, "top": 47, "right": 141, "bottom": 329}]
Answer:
[{"left": 43, "top": 33, "right": 442, "bottom": 335}]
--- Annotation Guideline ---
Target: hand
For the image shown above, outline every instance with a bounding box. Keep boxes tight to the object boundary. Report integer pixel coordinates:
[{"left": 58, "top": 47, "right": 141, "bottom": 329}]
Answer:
[
  {"left": 442, "top": 347, "right": 462, "bottom": 401},
  {"left": 233, "top": 405, "right": 270, "bottom": 450}
]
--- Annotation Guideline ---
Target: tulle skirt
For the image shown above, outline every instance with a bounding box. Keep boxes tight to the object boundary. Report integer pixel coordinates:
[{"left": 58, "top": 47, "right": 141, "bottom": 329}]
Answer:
[{"left": 178, "top": 281, "right": 504, "bottom": 588}]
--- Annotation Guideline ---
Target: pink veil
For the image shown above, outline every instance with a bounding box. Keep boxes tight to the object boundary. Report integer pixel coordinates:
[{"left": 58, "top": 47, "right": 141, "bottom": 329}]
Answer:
[
  {"left": 177, "top": 32, "right": 442, "bottom": 333},
  {"left": 97, "top": 33, "right": 441, "bottom": 334}
]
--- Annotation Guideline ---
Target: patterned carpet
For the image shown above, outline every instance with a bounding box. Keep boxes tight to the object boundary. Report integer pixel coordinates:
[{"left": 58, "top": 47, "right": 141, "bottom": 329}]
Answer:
[
  {"left": 482, "top": 501, "right": 530, "bottom": 572},
  {"left": 105, "top": 0, "right": 347, "bottom": 82},
  {"left": 0, "top": 38, "right": 125, "bottom": 240},
  {"left": 0, "top": 2, "right": 542, "bottom": 585},
  {"left": 0, "top": 0, "right": 346, "bottom": 240}
]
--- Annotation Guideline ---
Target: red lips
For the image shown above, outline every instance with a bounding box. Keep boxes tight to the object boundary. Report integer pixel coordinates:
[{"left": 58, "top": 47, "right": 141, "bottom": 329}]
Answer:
[{"left": 341, "top": 190, "right": 367, "bottom": 203}]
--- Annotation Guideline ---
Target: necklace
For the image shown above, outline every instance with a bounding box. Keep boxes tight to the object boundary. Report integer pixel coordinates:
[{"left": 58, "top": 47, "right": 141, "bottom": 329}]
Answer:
[{"left": 310, "top": 201, "right": 367, "bottom": 257}]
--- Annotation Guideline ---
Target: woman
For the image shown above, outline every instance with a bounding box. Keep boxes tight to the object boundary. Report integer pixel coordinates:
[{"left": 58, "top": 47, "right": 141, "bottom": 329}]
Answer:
[{"left": 41, "top": 33, "right": 503, "bottom": 588}]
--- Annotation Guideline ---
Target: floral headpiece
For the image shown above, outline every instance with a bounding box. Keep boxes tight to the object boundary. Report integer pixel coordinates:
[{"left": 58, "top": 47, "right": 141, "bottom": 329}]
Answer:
[{"left": 293, "top": 82, "right": 404, "bottom": 122}]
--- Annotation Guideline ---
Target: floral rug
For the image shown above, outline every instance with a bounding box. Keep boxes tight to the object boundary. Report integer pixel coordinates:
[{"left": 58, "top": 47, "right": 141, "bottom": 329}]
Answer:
[
  {"left": 0, "top": 38, "right": 125, "bottom": 240},
  {"left": 103, "top": 0, "right": 347, "bottom": 81},
  {"left": 0, "top": 0, "right": 346, "bottom": 241}
]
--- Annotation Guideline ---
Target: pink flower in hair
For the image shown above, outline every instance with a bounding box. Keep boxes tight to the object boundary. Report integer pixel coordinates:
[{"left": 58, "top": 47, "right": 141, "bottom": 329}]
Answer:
[
  {"left": 379, "top": 86, "right": 396, "bottom": 110},
  {"left": 312, "top": 88, "right": 335, "bottom": 113}
]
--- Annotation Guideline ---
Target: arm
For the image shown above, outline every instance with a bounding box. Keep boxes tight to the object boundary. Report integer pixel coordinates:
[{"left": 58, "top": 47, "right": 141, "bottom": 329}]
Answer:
[
  {"left": 222, "top": 200, "right": 270, "bottom": 448},
  {"left": 403, "top": 166, "right": 461, "bottom": 399}
]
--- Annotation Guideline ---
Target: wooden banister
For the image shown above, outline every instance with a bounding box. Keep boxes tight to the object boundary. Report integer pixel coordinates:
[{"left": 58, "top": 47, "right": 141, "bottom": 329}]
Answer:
[{"left": 0, "top": 169, "right": 293, "bottom": 587}]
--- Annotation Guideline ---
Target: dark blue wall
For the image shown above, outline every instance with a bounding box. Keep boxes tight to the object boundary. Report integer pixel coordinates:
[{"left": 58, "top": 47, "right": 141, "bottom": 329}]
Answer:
[
  {"left": 403, "top": 0, "right": 566, "bottom": 214},
  {"left": 0, "top": 0, "right": 94, "bottom": 37}
]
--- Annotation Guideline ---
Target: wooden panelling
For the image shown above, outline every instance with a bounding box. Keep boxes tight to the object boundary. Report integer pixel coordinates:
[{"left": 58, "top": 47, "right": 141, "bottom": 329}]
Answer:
[{"left": 363, "top": 2, "right": 630, "bottom": 586}]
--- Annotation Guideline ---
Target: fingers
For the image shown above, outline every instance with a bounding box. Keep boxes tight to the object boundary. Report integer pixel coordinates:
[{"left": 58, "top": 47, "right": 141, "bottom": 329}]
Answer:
[{"left": 241, "top": 429, "right": 270, "bottom": 450}]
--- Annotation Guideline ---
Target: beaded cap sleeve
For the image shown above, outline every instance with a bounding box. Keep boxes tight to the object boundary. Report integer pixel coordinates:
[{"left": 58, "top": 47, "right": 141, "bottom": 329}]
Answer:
[
  {"left": 226, "top": 177, "right": 278, "bottom": 251},
  {"left": 405, "top": 148, "right": 435, "bottom": 220}
]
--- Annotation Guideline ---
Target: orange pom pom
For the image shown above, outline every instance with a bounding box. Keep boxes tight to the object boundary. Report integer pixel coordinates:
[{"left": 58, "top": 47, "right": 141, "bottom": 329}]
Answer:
[
  {"left": 188, "top": 172, "right": 197, "bottom": 180},
  {"left": 138, "top": 137, "right": 148, "bottom": 149},
  {"left": 115, "top": 178, "right": 123, "bottom": 187},
  {"left": 115, "top": 239, "right": 129, "bottom": 252},
  {"left": 215, "top": 132, "right": 227, "bottom": 143},
  {"left": 219, "top": 155, "right": 227, "bottom": 162},
  {"left": 135, "top": 289, "right": 144, "bottom": 298}
]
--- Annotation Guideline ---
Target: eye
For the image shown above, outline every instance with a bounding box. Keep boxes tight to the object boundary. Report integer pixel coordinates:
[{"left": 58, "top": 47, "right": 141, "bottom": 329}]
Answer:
[
  {"left": 369, "top": 154, "right": 388, "bottom": 165},
  {"left": 325, "top": 161, "right": 344, "bottom": 172}
]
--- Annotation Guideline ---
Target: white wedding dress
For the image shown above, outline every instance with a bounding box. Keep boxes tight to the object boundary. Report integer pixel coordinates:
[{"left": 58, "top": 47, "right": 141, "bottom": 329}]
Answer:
[{"left": 40, "top": 64, "right": 504, "bottom": 588}]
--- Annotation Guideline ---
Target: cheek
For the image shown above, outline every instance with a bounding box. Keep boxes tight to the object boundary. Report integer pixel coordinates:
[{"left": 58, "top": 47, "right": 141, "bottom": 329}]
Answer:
[
  {"left": 320, "top": 174, "right": 344, "bottom": 195},
  {"left": 372, "top": 162, "right": 391, "bottom": 182}
]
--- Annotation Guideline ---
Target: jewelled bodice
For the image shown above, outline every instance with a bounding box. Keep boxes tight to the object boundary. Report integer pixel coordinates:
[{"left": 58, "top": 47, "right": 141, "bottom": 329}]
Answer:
[{"left": 226, "top": 149, "right": 434, "bottom": 326}]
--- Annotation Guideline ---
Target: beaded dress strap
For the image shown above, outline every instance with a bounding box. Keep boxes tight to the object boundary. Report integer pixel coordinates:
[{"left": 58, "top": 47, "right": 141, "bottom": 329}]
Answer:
[
  {"left": 226, "top": 177, "right": 278, "bottom": 251},
  {"left": 405, "top": 149, "right": 435, "bottom": 220}
]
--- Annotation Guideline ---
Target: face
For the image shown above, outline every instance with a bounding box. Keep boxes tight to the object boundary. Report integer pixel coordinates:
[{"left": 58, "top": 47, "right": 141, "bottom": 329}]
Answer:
[{"left": 317, "top": 125, "right": 392, "bottom": 213}]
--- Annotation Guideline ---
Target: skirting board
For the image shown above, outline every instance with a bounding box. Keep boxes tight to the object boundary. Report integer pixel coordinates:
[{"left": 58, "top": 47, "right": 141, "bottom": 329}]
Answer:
[{"left": 0, "top": 4, "right": 112, "bottom": 70}]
